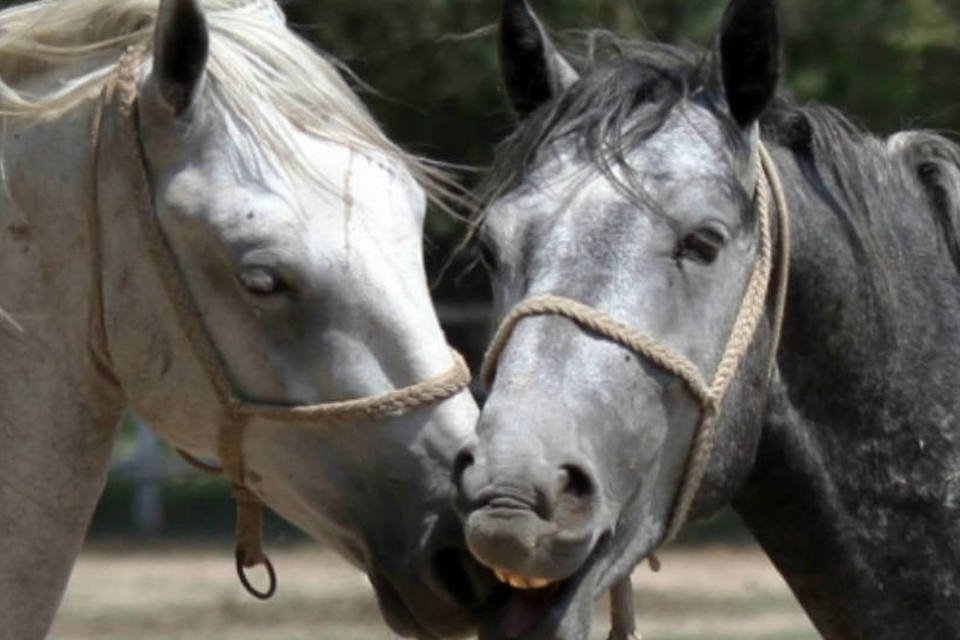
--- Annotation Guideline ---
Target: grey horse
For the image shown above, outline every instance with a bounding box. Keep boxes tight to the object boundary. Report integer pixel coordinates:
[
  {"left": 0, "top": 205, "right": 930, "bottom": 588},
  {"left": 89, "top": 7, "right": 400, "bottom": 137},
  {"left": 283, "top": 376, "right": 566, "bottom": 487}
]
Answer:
[{"left": 456, "top": 0, "right": 960, "bottom": 638}]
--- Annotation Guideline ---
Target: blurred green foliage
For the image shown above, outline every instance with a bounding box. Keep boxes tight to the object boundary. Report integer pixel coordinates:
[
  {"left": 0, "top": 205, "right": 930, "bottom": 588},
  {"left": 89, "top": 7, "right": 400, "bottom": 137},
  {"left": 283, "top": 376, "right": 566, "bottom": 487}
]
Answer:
[
  {"left": 90, "top": 475, "right": 306, "bottom": 541},
  {"left": 289, "top": 0, "right": 960, "bottom": 163},
  {"left": 279, "top": 0, "right": 960, "bottom": 297}
]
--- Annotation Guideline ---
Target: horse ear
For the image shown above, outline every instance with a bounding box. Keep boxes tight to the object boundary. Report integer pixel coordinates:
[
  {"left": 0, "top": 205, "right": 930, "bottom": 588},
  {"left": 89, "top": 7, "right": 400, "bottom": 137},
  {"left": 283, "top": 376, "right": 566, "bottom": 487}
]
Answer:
[
  {"left": 716, "top": 0, "right": 781, "bottom": 128},
  {"left": 152, "top": 0, "right": 209, "bottom": 116},
  {"left": 500, "top": 0, "right": 579, "bottom": 117}
]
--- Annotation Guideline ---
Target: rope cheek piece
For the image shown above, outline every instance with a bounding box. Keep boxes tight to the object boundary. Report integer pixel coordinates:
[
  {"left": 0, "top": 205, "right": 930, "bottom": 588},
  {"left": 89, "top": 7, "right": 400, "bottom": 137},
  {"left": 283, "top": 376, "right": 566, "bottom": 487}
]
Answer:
[
  {"left": 480, "top": 146, "right": 791, "bottom": 640},
  {"left": 91, "top": 47, "right": 473, "bottom": 600}
]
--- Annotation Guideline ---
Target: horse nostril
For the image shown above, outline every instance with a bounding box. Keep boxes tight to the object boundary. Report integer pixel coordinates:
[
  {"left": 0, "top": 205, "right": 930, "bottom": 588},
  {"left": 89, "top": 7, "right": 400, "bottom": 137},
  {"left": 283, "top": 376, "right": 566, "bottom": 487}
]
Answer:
[
  {"left": 558, "top": 463, "right": 595, "bottom": 499},
  {"left": 551, "top": 463, "right": 599, "bottom": 529},
  {"left": 452, "top": 446, "right": 475, "bottom": 491}
]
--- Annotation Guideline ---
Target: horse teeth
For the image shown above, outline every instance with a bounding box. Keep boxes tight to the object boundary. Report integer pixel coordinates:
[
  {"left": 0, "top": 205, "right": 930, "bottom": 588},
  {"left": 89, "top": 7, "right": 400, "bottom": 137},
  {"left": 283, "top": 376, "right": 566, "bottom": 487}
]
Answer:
[
  {"left": 491, "top": 567, "right": 554, "bottom": 589},
  {"left": 508, "top": 575, "right": 528, "bottom": 589}
]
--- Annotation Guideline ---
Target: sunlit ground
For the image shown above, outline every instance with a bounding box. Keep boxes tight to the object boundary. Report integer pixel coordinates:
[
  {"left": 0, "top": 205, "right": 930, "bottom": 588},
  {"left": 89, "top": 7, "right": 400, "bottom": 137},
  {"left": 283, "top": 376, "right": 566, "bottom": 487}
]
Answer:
[{"left": 50, "top": 543, "right": 817, "bottom": 640}]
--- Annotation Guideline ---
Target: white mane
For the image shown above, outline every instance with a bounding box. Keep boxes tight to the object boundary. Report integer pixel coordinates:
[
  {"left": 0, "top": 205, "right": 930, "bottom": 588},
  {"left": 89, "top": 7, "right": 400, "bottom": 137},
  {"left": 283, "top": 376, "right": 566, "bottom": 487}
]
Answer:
[{"left": 0, "top": 0, "right": 453, "bottom": 200}]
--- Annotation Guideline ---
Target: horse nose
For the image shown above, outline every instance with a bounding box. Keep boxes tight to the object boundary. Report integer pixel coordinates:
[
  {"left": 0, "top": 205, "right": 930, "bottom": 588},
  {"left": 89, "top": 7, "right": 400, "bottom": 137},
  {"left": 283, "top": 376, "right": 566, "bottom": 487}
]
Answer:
[
  {"left": 452, "top": 443, "right": 479, "bottom": 506},
  {"left": 456, "top": 440, "right": 597, "bottom": 509},
  {"left": 454, "top": 439, "right": 603, "bottom": 581}
]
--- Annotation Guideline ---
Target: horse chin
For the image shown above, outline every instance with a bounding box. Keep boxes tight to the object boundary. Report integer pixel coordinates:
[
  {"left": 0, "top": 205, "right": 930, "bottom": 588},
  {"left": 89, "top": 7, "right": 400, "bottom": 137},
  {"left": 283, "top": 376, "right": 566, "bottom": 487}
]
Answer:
[
  {"left": 368, "top": 571, "right": 435, "bottom": 638},
  {"left": 475, "top": 535, "right": 611, "bottom": 640},
  {"left": 368, "top": 569, "right": 477, "bottom": 640}
]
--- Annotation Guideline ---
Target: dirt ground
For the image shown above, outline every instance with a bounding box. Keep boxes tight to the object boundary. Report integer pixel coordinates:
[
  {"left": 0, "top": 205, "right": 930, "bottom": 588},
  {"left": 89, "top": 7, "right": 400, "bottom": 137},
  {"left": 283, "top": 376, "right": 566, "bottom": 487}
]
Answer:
[{"left": 50, "top": 543, "right": 817, "bottom": 640}]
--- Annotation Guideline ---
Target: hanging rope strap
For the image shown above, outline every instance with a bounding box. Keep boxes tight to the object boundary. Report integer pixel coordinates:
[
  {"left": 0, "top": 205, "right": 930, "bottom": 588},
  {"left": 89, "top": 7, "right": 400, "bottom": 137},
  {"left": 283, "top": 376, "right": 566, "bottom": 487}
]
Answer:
[
  {"left": 608, "top": 576, "right": 641, "bottom": 640},
  {"left": 482, "top": 145, "right": 791, "bottom": 639},
  {"left": 93, "top": 46, "right": 472, "bottom": 600}
]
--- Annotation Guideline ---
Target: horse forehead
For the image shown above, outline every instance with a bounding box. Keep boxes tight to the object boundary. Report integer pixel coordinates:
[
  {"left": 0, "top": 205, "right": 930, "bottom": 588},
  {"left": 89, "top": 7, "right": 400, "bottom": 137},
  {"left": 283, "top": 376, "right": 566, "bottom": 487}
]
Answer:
[
  {"left": 283, "top": 135, "right": 425, "bottom": 223},
  {"left": 162, "top": 151, "right": 423, "bottom": 256},
  {"left": 345, "top": 151, "right": 426, "bottom": 220},
  {"left": 197, "top": 129, "right": 425, "bottom": 227},
  {"left": 487, "top": 109, "right": 729, "bottom": 242},
  {"left": 633, "top": 101, "right": 735, "bottom": 172}
]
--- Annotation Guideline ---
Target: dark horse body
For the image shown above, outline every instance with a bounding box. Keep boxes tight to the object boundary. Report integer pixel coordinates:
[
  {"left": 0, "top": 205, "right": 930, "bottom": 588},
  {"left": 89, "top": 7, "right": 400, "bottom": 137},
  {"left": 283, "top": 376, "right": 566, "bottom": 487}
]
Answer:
[
  {"left": 456, "top": 1, "right": 960, "bottom": 638},
  {"left": 739, "top": 119, "right": 960, "bottom": 638},
  {"left": 739, "top": 119, "right": 960, "bottom": 636}
]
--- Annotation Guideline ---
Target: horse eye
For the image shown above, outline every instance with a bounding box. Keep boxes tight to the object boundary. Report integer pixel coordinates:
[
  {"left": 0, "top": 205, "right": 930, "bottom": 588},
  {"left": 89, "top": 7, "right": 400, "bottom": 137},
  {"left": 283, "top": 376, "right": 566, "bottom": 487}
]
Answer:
[
  {"left": 677, "top": 228, "right": 725, "bottom": 265},
  {"left": 239, "top": 267, "right": 288, "bottom": 297}
]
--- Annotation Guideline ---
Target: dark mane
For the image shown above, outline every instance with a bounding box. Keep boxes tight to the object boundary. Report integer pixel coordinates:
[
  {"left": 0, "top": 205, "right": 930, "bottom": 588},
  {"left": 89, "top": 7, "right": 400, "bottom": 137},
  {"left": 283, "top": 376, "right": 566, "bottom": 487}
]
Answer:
[
  {"left": 479, "top": 31, "right": 960, "bottom": 281},
  {"left": 479, "top": 34, "right": 718, "bottom": 207},
  {"left": 888, "top": 129, "right": 960, "bottom": 274},
  {"left": 763, "top": 101, "right": 960, "bottom": 277}
]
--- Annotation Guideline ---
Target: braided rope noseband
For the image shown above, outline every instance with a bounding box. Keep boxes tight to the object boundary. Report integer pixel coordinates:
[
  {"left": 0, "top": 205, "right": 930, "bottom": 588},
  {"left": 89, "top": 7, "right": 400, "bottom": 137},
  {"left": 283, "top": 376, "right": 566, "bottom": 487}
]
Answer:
[
  {"left": 481, "top": 146, "right": 791, "bottom": 550},
  {"left": 91, "top": 47, "right": 471, "bottom": 599}
]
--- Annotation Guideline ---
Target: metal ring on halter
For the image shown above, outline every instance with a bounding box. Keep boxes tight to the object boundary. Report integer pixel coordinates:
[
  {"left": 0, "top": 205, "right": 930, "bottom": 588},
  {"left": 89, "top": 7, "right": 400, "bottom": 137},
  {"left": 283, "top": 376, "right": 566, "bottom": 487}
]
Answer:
[{"left": 235, "top": 549, "right": 277, "bottom": 600}]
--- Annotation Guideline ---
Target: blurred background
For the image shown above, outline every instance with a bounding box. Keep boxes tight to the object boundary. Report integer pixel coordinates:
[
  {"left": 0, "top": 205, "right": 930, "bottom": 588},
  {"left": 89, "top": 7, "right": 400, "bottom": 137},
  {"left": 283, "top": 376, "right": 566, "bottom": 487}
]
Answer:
[{"left": 32, "top": 0, "right": 960, "bottom": 638}]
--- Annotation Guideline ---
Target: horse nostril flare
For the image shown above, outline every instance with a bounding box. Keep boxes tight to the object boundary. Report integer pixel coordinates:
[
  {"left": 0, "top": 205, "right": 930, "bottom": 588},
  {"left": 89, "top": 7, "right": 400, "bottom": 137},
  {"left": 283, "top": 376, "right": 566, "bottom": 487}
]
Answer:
[{"left": 558, "top": 463, "right": 595, "bottom": 499}]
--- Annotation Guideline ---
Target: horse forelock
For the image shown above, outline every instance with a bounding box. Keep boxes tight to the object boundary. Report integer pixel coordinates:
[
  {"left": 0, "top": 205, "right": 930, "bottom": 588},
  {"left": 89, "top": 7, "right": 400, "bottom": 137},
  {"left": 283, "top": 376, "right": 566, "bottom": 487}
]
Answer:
[
  {"left": 0, "top": 0, "right": 456, "bottom": 208},
  {"left": 477, "top": 37, "right": 721, "bottom": 214}
]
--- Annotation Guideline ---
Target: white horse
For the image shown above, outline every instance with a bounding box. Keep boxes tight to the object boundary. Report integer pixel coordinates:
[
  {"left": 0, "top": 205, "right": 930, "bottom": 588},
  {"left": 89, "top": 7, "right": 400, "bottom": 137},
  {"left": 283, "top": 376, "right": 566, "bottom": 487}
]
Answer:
[{"left": 0, "top": 1, "right": 484, "bottom": 638}]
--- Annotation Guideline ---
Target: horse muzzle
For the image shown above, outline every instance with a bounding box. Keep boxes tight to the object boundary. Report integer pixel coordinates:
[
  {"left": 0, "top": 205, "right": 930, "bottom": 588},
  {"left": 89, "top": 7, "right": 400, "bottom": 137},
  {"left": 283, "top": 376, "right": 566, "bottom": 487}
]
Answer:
[
  {"left": 456, "top": 437, "right": 607, "bottom": 587},
  {"left": 456, "top": 468, "right": 607, "bottom": 639}
]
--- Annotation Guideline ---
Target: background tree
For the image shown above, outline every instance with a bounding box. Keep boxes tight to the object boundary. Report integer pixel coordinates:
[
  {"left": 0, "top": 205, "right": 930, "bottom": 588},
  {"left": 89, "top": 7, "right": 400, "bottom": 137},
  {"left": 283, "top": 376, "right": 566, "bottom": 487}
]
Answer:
[{"left": 283, "top": 0, "right": 960, "bottom": 310}]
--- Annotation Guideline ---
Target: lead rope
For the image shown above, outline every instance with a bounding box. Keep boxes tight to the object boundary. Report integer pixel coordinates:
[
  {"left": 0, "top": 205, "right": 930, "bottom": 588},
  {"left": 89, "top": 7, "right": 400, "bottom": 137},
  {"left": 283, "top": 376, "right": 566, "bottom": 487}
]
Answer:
[
  {"left": 481, "top": 146, "right": 790, "bottom": 640},
  {"left": 95, "top": 46, "right": 472, "bottom": 599}
]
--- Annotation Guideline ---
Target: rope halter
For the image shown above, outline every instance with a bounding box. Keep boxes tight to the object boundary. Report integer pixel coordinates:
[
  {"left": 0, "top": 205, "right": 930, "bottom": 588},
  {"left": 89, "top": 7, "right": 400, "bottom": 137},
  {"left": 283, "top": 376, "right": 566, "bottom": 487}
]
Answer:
[
  {"left": 481, "top": 146, "right": 790, "bottom": 640},
  {"left": 481, "top": 144, "right": 790, "bottom": 546},
  {"left": 91, "top": 47, "right": 472, "bottom": 599}
]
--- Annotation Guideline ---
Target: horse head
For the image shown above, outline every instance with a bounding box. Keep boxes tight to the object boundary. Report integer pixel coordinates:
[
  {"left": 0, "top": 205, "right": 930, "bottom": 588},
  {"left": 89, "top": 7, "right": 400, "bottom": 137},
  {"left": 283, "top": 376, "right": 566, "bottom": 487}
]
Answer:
[
  {"left": 456, "top": 0, "right": 784, "bottom": 637},
  {"left": 91, "top": 0, "right": 484, "bottom": 636}
]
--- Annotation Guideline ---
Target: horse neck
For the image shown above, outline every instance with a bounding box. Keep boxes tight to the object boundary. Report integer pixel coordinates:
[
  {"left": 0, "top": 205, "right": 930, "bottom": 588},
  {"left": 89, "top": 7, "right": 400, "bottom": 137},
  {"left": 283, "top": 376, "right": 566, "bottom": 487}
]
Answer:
[
  {"left": 734, "top": 144, "right": 960, "bottom": 639},
  {"left": 0, "top": 99, "right": 125, "bottom": 636}
]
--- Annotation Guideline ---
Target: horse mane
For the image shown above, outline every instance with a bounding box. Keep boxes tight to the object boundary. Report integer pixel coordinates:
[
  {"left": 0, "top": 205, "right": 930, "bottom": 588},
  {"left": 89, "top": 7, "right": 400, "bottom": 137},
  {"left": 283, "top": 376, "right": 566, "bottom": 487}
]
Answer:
[
  {"left": 0, "top": 0, "right": 457, "bottom": 205},
  {"left": 479, "top": 29, "right": 960, "bottom": 279},
  {"left": 888, "top": 130, "right": 960, "bottom": 274},
  {"left": 478, "top": 33, "right": 720, "bottom": 209}
]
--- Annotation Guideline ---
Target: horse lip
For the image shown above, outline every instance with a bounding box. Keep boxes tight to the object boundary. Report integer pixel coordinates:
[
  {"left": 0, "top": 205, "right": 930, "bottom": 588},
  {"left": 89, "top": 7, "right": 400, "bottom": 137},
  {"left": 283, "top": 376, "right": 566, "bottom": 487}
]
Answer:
[
  {"left": 466, "top": 504, "right": 601, "bottom": 581},
  {"left": 476, "top": 531, "right": 611, "bottom": 640},
  {"left": 466, "top": 485, "right": 542, "bottom": 514},
  {"left": 465, "top": 510, "right": 596, "bottom": 585}
]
